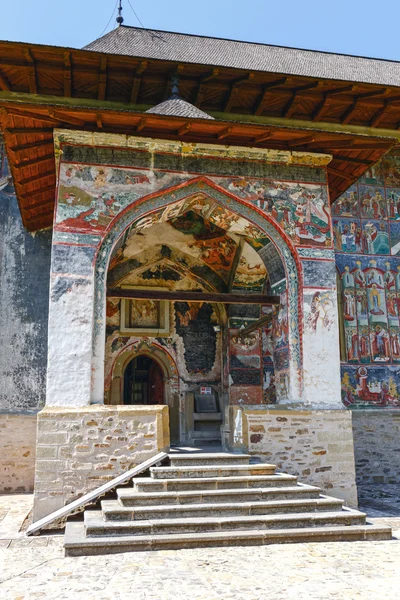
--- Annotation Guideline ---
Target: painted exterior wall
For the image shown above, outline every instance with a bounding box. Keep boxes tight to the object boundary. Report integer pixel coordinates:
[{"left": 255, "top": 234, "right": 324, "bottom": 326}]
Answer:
[
  {"left": 0, "top": 138, "right": 52, "bottom": 492},
  {"left": 47, "top": 130, "right": 341, "bottom": 417},
  {"left": 334, "top": 149, "right": 400, "bottom": 409},
  {"left": 0, "top": 141, "right": 52, "bottom": 413}
]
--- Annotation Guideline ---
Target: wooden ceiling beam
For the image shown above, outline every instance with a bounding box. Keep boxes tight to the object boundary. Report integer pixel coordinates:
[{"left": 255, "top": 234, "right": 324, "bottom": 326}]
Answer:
[
  {"left": 16, "top": 170, "right": 55, "bottom": 187},
  {"left": 327, "top": 166, "right": 354, "bottom": 181},
  {"left": 64, "top": 51, "right": 72, "bottom": 97},
  {"left": 341, "top": 88, "right": 388, "bottom": 124},
  {"left": 107, "top": 287, "right": 280, "bottom": 305},
  {"left": 23, "top": 198, "right": 55, "bottom": 213},
  {"left": 48, "top": 110, "right": 86, "bottom": 126},
  {"left": 312, "top": 85, "right": 355, "bottom": 121},
  {"left": 96, "top": 113, "right": 103, "bottom": 128},
  {"left": 14, "top": 153, "right": 54, "bottom": 169},
  {"left": 224, "top": 72, "right": 255, "bottom": 112},
  {"left": 283, "top": 82, "right": 321, "bottom": 118},
  {"left": 4, "top": 106, "right": 61, "bottom": 124},
  {"left": 217, "top": 127, "right": 233, "bottom": 140},
  {"left": 8, "top": 138, "right": 53, "bottom": 153},
  {"left": 5, "top": 127, "right": 54, "bottom": 135},
  {"left": 24, "top": 48, "right": 37, "bottom": 94},
  {"left": 331, "top": 154, "right": 374, "bottom": 165},
  {"left": 177, "top": 122, "right": 192, "bottom": 136},
  {"left": 0, "top": 68, "right": 10, "bottom": 91},
  {"left": 195, "top": 68, "right": 219, "bottom": 107},
  {"left": 136, "top": 117, "right": 147, "bottom": 132},
  {"left": 254, "top": 77, "right": 288, "bottom": 116},
  {"left": 288, "top": 135, "right": 315, "bottom": 148},
  {"left": 98, "top": 56, "right": 107, "bottom": 101},
  {"left": 130, "top": 59, "right": 148, "bottom": 104},
  {"left": 254, "top": 131, "right": 273, "bottom": 143},
  {"left": 23, "top": 183, "right": 55, "bottom": 198}
]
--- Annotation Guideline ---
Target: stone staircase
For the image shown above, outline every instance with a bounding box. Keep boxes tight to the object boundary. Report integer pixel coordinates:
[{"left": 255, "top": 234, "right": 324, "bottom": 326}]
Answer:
[{"left": 64, "top": 451, "right": 392, "bottom": 556}]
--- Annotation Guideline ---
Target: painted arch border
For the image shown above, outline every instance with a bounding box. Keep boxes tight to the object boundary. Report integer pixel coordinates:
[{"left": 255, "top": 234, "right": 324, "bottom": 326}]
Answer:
[{"left": 94, "top": 176, "right": 303, "bottom": 399}]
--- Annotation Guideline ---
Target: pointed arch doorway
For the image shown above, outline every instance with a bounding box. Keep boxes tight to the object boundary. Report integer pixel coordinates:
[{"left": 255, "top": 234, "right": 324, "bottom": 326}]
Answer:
[{"left": 123, "top": 354, "right": 164, "bottom": 405}]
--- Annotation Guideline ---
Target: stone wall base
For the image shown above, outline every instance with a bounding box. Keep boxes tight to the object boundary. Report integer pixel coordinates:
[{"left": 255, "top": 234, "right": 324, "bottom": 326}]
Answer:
[
  {"left": 0, "top": 413, "right": 37, "bottom": 493},
  {"left": 33, "top": 405, "right": 170, "bottom": 521},
  {"left": 352, "top": 410, "right": 400, "bottom": 485},
  {"left": 227, "top": 407, "right": 358, "bottom": 507}
]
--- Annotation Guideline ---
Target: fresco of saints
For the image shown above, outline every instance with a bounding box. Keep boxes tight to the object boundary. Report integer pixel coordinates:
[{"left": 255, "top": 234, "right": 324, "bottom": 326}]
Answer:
[
  {"left": 359, "top": 331, "right": 370, "bottom": 361},
  {"left": 342, "top": 265, "right": 355, "bottom": 289},
  {"left": 384, "top": 264, "right": 396, "bottom": 290},
  {"left": 391, "top": 332, "right": 400, "bottom": 360},
  {"left": 369, "top": 284, "right": 385, "bottom": 316},
  {"left": 343, "top": 291, "right": 356, "bottom": 321},
  {"left": 371, "top": 325, "right": 390, "bottom": 362},
  {"left": 346, "top": 329, "right": 359, "bottom": 361},
  {"left": 354, "top": 262, "right": 366, "bottom": 288}
]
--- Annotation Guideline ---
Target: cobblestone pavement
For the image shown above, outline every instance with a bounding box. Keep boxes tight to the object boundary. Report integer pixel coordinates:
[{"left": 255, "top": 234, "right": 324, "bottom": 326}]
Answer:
[{"left": 0, "top": 494, "right": 399, "bottom": 600}]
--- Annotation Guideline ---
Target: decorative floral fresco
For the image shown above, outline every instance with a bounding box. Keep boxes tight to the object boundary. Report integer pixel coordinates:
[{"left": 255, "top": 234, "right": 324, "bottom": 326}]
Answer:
[{"left": 333, "top": 149, "right": 400, "bottom": 407}]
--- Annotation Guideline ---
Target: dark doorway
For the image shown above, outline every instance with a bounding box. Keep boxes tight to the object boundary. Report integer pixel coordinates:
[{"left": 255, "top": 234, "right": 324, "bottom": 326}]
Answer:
[{"left": 123, "top": 355, "right": 164, "bottom": 405}]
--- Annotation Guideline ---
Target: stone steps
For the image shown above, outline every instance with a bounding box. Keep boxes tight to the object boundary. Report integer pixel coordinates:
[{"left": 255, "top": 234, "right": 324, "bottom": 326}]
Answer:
[
  {"left": 84, "top": 508, "right": 367, "bottom": 537},
  {"left": 64, "top": 521, "right": 393, "bottom": 556},
  {"left": 149, "top": 464, "right": 276, "bottom": 479},
  {"left": 133, "top": 473, "right": 297, "bottom": 493},
  {"left": 168, "top": 453, "right": 251, "bottom": 467},
  {"left": 117, "top": 484, "right": 323, "bottom": 506},
  {"left": 63, "top": 450, "right": 393, "bottom": 556},
  {"left": 101, "top": 496, "right": 344, "bottom": 520}
]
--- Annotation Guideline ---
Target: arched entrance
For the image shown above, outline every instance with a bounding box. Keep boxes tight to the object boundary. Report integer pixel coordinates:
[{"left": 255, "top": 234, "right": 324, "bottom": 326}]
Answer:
[
  {"left": 93, "top": 177, "right": 301, "bottom": 446},
  {"left": 123, "top": 354, "right": 164, "bottom": 405}
]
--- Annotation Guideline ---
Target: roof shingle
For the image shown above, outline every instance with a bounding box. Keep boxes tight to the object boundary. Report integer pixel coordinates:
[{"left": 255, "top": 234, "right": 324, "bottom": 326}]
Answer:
[{"left": 84, "top": 26, "right": 400, "bottom": 87}]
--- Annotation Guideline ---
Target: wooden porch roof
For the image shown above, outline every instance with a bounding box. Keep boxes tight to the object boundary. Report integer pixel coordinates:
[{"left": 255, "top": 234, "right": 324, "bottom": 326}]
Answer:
[{"left": 0, "top": 39, "right": 399, "bottom": 231}]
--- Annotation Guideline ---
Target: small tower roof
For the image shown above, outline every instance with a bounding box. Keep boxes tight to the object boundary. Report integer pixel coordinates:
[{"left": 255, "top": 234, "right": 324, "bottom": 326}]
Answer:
[
  {"left": 146, "top": 97, "right": 214, "bottom": 119},
  {"left": 146, "top": 74, "right": 214, "bottom": 120}
]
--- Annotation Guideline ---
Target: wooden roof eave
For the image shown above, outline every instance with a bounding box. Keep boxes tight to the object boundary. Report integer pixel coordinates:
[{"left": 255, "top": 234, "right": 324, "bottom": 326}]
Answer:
[
  {"left": 3, "top": 38, "right": 400, "bottom": 131},
  {"left": 0, "top": 98, "right": 397, "bottom": 232}
]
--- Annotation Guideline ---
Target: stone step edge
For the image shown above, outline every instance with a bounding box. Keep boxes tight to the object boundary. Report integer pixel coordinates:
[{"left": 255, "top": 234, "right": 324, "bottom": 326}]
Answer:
[
  {"left": 168, "top": 453, "right": 251, "bottom": 460},
  {"left": 101, "top": 496, "right": 344, "bottom": 518},
  {"left": 84, "top": 508, "right": 367, "bottom": 533},
  {"left": 134, "top": 474, "right": 297, "bottom": 486},
  {"left": 150, "top": 465, "right": 276, "bottom": 479},
  {"left": 117, "top": 483, "right": 322, "bottom": 501},
  {"left": 64, "top": 522, "right": 392, "bottom": 554}
]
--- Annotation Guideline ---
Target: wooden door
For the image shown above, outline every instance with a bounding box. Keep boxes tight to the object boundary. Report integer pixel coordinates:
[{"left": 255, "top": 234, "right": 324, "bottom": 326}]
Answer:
[{"left": 148, "top": 361, "right": 164, "bottom": 405}]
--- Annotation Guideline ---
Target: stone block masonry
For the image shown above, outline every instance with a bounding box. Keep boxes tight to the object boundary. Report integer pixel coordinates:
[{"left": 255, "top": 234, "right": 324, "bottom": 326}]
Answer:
[
  {"left": 352, "top": 410, "right": 400, "bottom": 484},
  {"left": 0, "top": 414, "right": 37, "bottom": 492},
  {"left": 33, "top": 405, "right": 170, "bottom": 521},
  {"left": 229, "top": 407, "right": 358, "bottom": 507}
]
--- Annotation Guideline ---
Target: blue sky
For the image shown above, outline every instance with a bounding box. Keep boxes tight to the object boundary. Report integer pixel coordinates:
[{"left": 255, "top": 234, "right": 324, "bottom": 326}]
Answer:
[{"left": 0, "top": 0, "right": 399, "bottom": 62}]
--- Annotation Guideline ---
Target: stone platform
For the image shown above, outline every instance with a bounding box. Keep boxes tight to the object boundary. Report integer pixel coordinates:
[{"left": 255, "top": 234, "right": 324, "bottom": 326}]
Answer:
[{"left": 1, "top": 493, "right": 400, "bottom": 600}]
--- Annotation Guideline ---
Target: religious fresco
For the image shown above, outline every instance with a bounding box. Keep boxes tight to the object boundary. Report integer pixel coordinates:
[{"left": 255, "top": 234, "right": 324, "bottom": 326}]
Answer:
[
  {"left": 55, "top": 139, "right": 323, "bottom": 411},
  {"left": 214, "top": 177, "right": 331, "bottom": 248},
  {"left": 333, "top": 218, "right": 362, "bottom": 253},
  {"left": 341, "top": 365, "right": 400, "bottom": 407},
  {"left": 358, "top": 185, "right": 386, "bottom": 219},
  {"left": 56, "top": 158, "right": 331, "bottom": 251},
  {"left": 332, "top": 186, "right": 359, "bottom": 217}
]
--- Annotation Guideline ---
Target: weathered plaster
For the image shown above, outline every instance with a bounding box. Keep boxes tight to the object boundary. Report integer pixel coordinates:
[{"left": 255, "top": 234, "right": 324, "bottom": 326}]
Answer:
[{"left": 0, "top": 187, "right": 51, "bottom": 412}]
